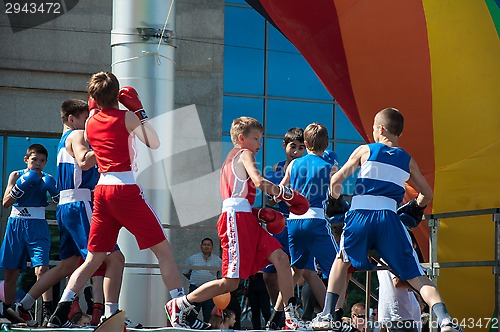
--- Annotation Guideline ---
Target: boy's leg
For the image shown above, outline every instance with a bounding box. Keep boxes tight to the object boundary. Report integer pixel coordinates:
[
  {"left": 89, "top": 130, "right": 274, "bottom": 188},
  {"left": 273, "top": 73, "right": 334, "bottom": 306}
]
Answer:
[
  {"left": 8, "top": 257, "right": 81, "bottom": 326},
  {"left": 310, "top": 255, "right": 352, "bottom": 330},
  {"left": 267, "top": 249, "right": 311, "bottom": 329},
  {"left": 263, "top": 272, "right": 280, "bottom": 305},
  {"left": 303, "top": 269, "right": 326, "bottom": 311},
  {"left": 267, "top": 249, "right": 293, "bottom": 304},
  {"left": 3, "top": 269, "right": 20, "bottom": 306},
  {"left": 26, "top": 256, "right": 80, "bottom": 302},
  {"left": 102, "top": 250, "right": 125, "bottom": 316},
  {"left": 150, "top": 239, "right": 183, "bottom": 291},
  {"left": 34, "top": 265, "right": 52, "bottom": 302},
  {"left": 167, "top": 278, "right": 239, "bottom": 329},
  {"left": 407, "top": 276, "right": 462, "bottom": 331},
  {"left": 47, "top": 251, "right": 106, "bottom": 328}
]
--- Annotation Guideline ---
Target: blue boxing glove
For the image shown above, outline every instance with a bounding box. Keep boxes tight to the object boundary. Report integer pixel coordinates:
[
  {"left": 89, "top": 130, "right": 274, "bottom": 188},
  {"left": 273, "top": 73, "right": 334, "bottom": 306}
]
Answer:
[
  {"left": 397, "top": 198, "right": 426, "bottom": 224},
  {"left": 10, "top": 170, "right": 42, "bottom": 199},
  {"left": 41, "top": 174, "right": 59, "bottom": 203}
]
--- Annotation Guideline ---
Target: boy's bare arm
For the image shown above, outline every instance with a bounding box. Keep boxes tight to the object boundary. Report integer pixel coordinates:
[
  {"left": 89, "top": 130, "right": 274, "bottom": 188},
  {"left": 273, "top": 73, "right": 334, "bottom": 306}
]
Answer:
[
  {"left": 329, "top": 145, "right": 367, "bottom": 198},
  {"left": 3, "top": 172, "right": 18, "bottom": 208},
  {"left": 70, "top": 130, "right": 96, "bottom": 171},
  {"left": 409, "top": 158, "right": 433, "bottom": 206},
  {"left": 240, "top": 150, "right": 280, "bottom": 197},
  {"left": 127, "top": 112, "right": 161, "bottom": 150}
]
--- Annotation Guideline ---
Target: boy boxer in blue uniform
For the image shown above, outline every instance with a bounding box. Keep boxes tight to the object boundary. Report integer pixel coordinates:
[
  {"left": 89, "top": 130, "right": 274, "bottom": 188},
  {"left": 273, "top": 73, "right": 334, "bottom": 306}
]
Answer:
[
  {"left": 313, "top": 108, "right": 463, "bottom": 332},
  {"left": 1, "top": 144, "right": 58, "bottom": 324}
]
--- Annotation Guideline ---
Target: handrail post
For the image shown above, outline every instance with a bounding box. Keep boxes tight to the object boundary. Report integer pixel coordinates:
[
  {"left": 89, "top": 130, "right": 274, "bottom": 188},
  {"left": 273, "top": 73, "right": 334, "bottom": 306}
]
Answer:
[
  {"left": 428, "top": 217, "right": 440, "bottom": 332},
  {"left": 493, "top": 211, "right": 500, "bottom": 326},
  {"left": 365, "top": 270, "right": 371, "bottom": 332}
]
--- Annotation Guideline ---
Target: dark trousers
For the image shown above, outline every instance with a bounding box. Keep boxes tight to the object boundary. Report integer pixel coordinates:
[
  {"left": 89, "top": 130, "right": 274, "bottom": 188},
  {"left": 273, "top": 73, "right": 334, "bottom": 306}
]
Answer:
[
  {"left": 189, "top": 284, "right": 215, "bottom": 323},
  {"left": 247, "top": 273, "right": 271, "bottom": 330}
]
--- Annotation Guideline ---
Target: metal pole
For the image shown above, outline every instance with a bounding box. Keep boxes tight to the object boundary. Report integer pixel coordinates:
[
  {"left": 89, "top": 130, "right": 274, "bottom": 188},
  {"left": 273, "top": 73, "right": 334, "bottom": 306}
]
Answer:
[
  {"left": 428, "top": 218, "right": 440, "bottom": 332},
  {"left": 365, "top": 271, "right": 371, "bottom": 332},
  {"left": 494, "top": 211, "right": 500, "bottom": 326},
  {"left": 111, "top": 0, "right": 175, "bottom": 326}
]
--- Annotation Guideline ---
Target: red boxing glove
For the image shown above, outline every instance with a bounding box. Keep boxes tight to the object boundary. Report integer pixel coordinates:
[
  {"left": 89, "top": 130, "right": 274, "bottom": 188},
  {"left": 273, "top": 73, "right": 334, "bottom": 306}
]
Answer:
[
  {"left": 275, "top": 185, "right": 310, "bottom": 215},
  {"left": 252, "top": 208, "right": 286, "bottom": 234},
  {"left": 118, "top": 86, "right": 149, "bottom": 123},
  {"left": 88, "top": 95, "right": 100, "bottom": 117}
]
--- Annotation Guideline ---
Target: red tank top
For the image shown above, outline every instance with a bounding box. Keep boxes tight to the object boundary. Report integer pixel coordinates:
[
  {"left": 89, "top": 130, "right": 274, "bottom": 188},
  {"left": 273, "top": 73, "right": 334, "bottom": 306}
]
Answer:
[
  {"left": 86, "top": 108, "right": 134, "bottom": 173},
  {"left": 220, "top": 148, "right": 256, "bottom": 205}
]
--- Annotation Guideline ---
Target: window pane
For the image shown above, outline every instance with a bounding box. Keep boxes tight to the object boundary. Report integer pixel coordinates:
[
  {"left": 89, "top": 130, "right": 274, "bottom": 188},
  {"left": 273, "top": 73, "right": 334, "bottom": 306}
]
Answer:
[
  {"left": 225, "top": 6, "right": 264, "bottom": 49},
  {"left": 6, "top": 137, "right": 59, "bottom": 180},
  {"left": 268, "top": 24, "right": 299, "bottom": 53},
  {"left": 223, "top": 96, "right": 264, "bottom": 132},
  {"left": 266, "top": 100, "right": 333, "bottom": 137},
  {"left": 268, "top": 51, "right": 332, "bottom": 100},
  {"left": 224, "top": 46, "right": 264, "bottom": 95},
  {"left": 263, "top": 137, "right": 284, "bottom": 176},
  {"left": 335, "top": 105, "right": 365, "bottom": 141},
  {"left": 225, "top": 0, "right": 248, "bottom": 5}
]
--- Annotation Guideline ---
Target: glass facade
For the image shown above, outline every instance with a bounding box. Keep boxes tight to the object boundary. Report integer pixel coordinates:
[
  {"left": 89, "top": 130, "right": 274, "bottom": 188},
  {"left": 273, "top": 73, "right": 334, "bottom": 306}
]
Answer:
[{"left": 223, "top": 2, "right": 365, "bottom": 205}]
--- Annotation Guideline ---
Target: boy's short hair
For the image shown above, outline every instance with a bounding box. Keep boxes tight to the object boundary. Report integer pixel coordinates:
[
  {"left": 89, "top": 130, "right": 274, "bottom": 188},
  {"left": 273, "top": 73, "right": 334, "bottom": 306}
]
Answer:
[
  {"left": 283, "top": 127, "right": 304, "bottom": 145},
  {"left": 377, "top": 108, "right": 404, "bottom": 136},
  {"left": 26, "top": 143, "right": 48, "bottom": 159},
  {"left": 60, "top": 99, "right": 88, "bottom": 123},
  {"left": 87, "top": 71, "right": 119, "bottom": 108},
  {"left": 230, "top": 117, "right": 264, "bottom": 145},
  {"left": 304, "top": 123, "right": 329, "bottom": 152}
]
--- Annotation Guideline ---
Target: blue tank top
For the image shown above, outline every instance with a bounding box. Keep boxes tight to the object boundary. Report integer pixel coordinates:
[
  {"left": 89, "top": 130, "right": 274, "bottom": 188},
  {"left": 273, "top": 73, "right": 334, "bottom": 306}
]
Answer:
[
  {"left": 265, "top": 161, "right": 290, "bottom": 217},
  {"left": 353, "top": 143, "right": 411, "bottom": 203},
  {"left": 13, "top": 169, "right": 49, "bottom": 207},
  {"left": 56, "top": 130, "right": 99, "bottom": 191},
  {"left": 289, "top": 153, "right": 333, "bottom": 209}
]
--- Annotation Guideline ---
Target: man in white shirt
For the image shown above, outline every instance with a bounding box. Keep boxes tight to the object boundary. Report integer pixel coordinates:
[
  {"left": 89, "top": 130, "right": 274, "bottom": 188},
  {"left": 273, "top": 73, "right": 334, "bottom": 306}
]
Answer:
[{"left": 183, "top": 238, "right": 223, "bottom": 323}]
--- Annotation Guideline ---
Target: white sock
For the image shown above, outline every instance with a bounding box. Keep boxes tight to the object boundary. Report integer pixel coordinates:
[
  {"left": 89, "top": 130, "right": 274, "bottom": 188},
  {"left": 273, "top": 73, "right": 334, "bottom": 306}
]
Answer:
[
  {"left": 20, "top": 294, "right": 36, "bottom": 310},
  {"left": 105, "top": 302, "right": 119, "bottom": 317},
  {"left": 169, "top": 287, "right": 185, "bottom": 299},
  {"left": 59, "top": 289, "right": 77, "bottom": 303}
]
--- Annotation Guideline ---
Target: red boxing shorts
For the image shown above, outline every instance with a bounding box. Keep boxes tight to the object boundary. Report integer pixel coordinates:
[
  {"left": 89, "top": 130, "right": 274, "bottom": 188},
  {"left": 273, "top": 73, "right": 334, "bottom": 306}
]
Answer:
[
  {"left": 88, "top": 184, "right": 167, "bottom": 252},
  {"left": 218, "top": 208, "right": 282, "bottom": 280}
]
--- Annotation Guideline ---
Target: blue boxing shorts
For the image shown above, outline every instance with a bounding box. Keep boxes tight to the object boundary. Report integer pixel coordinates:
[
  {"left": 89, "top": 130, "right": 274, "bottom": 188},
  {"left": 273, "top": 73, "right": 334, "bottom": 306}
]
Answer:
[
  {"left": 287, "top": 218, "right": 338, "bottom": 275},
  {"left": 0, "top": 217, "right": 50, "bottom": 269},
  {"left": 57, "top": 200, "right": 93, "bottom": 260},
  {"left": 340, "top": 209, "right": 424, "bottom": 280}
]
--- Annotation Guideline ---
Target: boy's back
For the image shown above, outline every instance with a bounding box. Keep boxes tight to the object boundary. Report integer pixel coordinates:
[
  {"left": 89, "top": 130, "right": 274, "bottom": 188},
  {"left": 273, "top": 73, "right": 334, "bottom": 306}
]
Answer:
[
  {"left": 352, "top": 142, "right": 411, "bottom": 206},
  {"left": 86, "top": 108, "right": 133, "bottom": 173},
  {"left": 290, "top": 154, "right": 332, "bottom": 209}
]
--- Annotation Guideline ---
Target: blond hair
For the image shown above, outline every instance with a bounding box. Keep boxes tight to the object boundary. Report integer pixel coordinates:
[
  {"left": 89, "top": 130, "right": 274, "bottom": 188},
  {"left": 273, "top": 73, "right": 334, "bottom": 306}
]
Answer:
[{"left": 230, "top": 117, "right": 264, "bottom": 145}]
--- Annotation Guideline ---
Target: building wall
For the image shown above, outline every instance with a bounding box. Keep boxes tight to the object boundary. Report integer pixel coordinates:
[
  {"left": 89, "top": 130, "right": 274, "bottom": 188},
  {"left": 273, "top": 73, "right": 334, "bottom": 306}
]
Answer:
[{"left": 0, "top": 0, "right": 223, "bottom": 278}]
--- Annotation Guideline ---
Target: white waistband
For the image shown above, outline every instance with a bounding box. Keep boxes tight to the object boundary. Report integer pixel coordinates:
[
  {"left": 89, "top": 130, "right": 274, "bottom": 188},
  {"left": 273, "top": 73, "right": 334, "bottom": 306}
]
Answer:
[
  {"left": 222, "top": 198, "right": 252, "bottom": 213},
  {"left": 289, "top": 207, "right": 325, "bottom": 219},
  {"left": 350, "top": 195, "right": 397, "bottom": 212},
  {"left": 98, "top": 171, "right": 136, "bottom": 185},
  {"left": 59, "top": 188, "right": 92, "bottom": 204},
  {"left": 10, "top": 206, "right": 45, "bottom": 219}
]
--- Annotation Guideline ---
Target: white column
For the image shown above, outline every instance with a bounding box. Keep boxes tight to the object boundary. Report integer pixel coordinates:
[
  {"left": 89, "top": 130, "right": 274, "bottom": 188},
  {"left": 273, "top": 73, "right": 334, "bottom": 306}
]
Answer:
[{"left": 111, "top": 0, "right": 175, "bottom": 326}]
